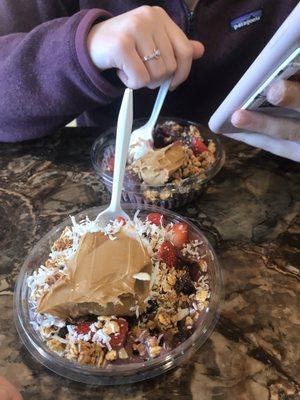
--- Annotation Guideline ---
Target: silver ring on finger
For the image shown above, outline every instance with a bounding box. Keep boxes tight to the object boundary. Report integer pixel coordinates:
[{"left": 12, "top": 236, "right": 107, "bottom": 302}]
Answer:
[{"left": 143, "top": 48, "right": 161, "bottom": 62}]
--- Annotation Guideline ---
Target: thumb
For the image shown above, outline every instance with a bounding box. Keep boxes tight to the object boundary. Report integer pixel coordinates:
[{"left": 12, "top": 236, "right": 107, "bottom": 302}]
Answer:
[
  {"left": 0, "top": 377, "right": 22, "bottom": 400},
  {"left": 0, "top": 388, "right": 12, "bottom": 400},
  {"left": 190, "top": 40, "right": 205, "bottom": 60}
]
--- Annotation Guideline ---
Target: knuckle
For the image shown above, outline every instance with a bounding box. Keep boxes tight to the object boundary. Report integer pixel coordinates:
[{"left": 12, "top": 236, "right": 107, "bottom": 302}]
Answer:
[
  {"left": 137, "top": 5, "right": 154, "bottom": 18},
  {"left": 131, "top": 75, "right": 150, "bottom": 89},
  {"left": 115, "top": 37, "right": 131, "bottom": 53},
  {"left": 167, "top": 61, "right": 177, "bottom": 75},
  {"left": 256, "top": 117, "right": 268, "bottom": 133},
  {"left": 153, "top": 6, "right": 166, "bottom": 16},
  {"left": 151, "top": 66, "right": 167, "bottom": 81},
  {"left": 128, "top": 15, "right": 142, "bottom": 32}
]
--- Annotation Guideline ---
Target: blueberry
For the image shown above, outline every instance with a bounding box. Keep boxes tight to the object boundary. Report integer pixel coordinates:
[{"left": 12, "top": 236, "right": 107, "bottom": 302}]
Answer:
[
  {"left": 153, "top": 127, "right": 167, "bottom": 148},
  {"left": 149, "top": 327, "right": 160, "bottom": 336},
  {"left": 187, "top": 262, "right": 201, "bottom": 282},
  {"left": 172, "top": 329, "right": 191, "bottom": 346},
  {"left": 153, "top": 124, "right": 178, "bottom": 148},
  {"left": 174, "top": 273, "right": 196, "bottom": 295}
]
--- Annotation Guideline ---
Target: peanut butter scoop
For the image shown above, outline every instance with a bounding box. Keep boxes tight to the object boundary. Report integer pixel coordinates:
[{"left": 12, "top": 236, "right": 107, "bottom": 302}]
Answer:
[
  {"left": 130, "top": 143, "right": 188, "bottom": 186},
  {"left": 37, "top": 225, "right": 152, "bottom": 319}
]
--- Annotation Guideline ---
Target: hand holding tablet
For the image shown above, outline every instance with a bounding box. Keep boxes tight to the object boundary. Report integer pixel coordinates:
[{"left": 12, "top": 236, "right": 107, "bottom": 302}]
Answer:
[
  {"left": 209, "top": 4, "right": 300, "bottom": 162},
  {"left": 232, "top": 79, "right": 300, "bottom": 141}
]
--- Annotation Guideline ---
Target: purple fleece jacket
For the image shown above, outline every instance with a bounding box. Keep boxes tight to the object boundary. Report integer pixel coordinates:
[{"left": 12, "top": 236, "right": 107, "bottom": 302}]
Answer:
[{"left": 0, "top": 0, "right": 298, "bottom": 142}]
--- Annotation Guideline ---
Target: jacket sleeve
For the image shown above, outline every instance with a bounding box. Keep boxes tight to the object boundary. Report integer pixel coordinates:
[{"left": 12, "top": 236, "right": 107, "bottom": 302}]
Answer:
[{"left": 0, "top": 7, "right": 122, "bottom": 142}]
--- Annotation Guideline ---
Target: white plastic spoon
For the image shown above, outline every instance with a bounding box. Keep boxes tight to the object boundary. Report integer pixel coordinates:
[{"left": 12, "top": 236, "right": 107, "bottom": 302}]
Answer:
[
  {"left": 96, "top": 88, "right": 133, "bottom": 226},
  {"left": 128, "top": 77, "right": 172, "bottom": 162}
]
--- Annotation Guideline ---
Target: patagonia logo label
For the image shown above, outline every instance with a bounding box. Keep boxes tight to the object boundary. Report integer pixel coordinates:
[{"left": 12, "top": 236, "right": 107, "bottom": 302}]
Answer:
[{"left": 230, "top": 9, "right": 262, "bottom": 31}]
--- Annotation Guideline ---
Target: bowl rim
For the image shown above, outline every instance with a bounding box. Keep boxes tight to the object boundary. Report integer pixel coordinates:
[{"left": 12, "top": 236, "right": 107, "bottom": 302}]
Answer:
[
  {"left": 91, "top": 117, "right": 225, "bottom": 191},
  {"left": 14, "top": 204, "right": 223, "bottom": 384}
]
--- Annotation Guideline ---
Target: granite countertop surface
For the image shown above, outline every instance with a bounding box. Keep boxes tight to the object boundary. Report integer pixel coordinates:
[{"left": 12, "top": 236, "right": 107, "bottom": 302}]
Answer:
[{"left": 0, "top": 128, "right": 299, "bottom": 400}]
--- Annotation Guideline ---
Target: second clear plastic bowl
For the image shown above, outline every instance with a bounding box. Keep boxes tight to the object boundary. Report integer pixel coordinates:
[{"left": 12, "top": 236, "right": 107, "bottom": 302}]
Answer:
[
  {"left": 91, "top": 117, "right": 225, "bottom": 209},
  {"left": 14, "top": 204, "right": 223, "bottom": 385}
]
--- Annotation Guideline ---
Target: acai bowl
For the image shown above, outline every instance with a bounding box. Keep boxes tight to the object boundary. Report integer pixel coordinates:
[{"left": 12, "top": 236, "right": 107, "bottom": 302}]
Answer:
[
  {"left": 14, "top": 204, "right": 222, "bottom": 385},
  {"left": 92, "top": 118, "right": 225, "bottom": 209}
]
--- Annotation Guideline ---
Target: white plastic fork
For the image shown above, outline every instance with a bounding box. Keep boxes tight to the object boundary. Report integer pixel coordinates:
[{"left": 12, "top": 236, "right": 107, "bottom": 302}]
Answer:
[
  {"left": 128, "top": 77, "right": 172, "bottom": 162},
  {"left": 95, "top": 88, "right": 133, "bottom": 226}
]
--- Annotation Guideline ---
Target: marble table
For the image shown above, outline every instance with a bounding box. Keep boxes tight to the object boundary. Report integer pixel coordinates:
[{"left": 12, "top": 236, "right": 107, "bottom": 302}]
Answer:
[{"left": 0, "top": 128, "right": 299, "bottom": 400}]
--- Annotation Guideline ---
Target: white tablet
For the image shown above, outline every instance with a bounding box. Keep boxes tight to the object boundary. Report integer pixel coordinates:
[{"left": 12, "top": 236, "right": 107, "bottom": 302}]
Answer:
[{"left": 208, "top": 3, "right": 300, "bottom": 134}]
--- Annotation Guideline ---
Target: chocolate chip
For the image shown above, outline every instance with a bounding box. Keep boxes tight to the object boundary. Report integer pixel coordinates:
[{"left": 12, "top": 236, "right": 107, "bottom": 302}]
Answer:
[
  {"left": 57, "top": 326, "right": 68, "bottom": 338},
  {"left": 146, "top": 299, "right": 158, "bottom": 314},
  {"left": 127, "top": 316, "right": 139, "bottom": 329},
  {"left": 87, "top": 314, "right": 99, "bottom": 322},
  {"left": 149, "top": 327, "right": 160, "bottom": 336}
]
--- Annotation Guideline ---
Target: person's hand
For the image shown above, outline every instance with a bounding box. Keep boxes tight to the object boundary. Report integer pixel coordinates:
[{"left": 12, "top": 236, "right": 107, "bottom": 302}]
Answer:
[
  {"left": 0, "top": 377, "right": 22, "bottom": 400},
  {"left": 227, "top": 79, "right": 300, "bottom": 162},
  {"left": 87, "top": 6, "right": 204, "bottom": 90},
  {"left": 231, "top": 80, "right": 300, "bottom": 141}
]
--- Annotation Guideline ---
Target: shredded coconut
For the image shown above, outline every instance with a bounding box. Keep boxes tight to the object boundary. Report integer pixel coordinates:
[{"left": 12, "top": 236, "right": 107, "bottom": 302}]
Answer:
[{"left": 133, "top": 272, "right": 151, "bottom": 281}]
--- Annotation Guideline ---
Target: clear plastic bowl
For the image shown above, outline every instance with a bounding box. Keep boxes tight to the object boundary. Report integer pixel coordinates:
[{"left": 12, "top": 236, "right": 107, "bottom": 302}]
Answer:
[
  {"left": 14, "top": 204, "right": 223, "bottom": 385},
  {"left": 91, "top": 117, "right": 225, "bottom": 209}
]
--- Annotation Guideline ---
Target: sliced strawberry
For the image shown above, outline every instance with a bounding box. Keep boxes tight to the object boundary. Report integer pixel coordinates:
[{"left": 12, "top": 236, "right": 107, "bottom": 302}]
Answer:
[
  {"left": 171, "top": 222, "right": 189, "bottom": 249},
  {"left": 107, "top": 155, "right": 115, "bottom": 172},
  {"left": 76, "top": 322, "right": 91, "bottom": 335},
  {"left": 109, "top": 318, "right": 129, "bottom": 349},
  {"left": 146, "top": 213, "right": 164, "bottom": 226},
  {"left": 158, "top": 240, "right": 178, "bottom": 268},
  {"left": 116, "top": 216, "right": 126, "bottom": 226},
  {"left": 191, "top": 137, "right": 209, "bottom": 155}
]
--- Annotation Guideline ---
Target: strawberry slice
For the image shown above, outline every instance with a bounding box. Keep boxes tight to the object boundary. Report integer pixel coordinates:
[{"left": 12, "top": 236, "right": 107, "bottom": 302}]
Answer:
[
  {"left": 116, "top": 216, "right": 126, "bottom": 226},
  {"left": 109, "top": 318, "right": 129, "bottom": 349},
  {"left": 158, "top": 240, "right": 178, "bottom": 268},
  {"left": 76, "top": 322, "right": 91, "bottom": 335},
  {"left": 171, "top": 222, "right": 189, "bottom": 249},
  {"left": 191, "top": 137, "right": 209, "bottom": 155},
  {"left": 146, "top": 213, "right": 164, "bottom": 226},
  {"left": 107, "top": 155, "right": 115, "bottom": 172}
]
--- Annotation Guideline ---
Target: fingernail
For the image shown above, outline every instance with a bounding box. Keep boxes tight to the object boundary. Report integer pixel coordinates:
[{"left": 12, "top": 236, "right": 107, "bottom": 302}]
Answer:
[
  {"left": 231, "top": 110, "right": 254, "bottom": 129},
  {"left": 231, "top": 111, "right": 242, "bottom": 127},
  {"left": 267, "top": 81, "right": 284, "bottom": 105}
]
